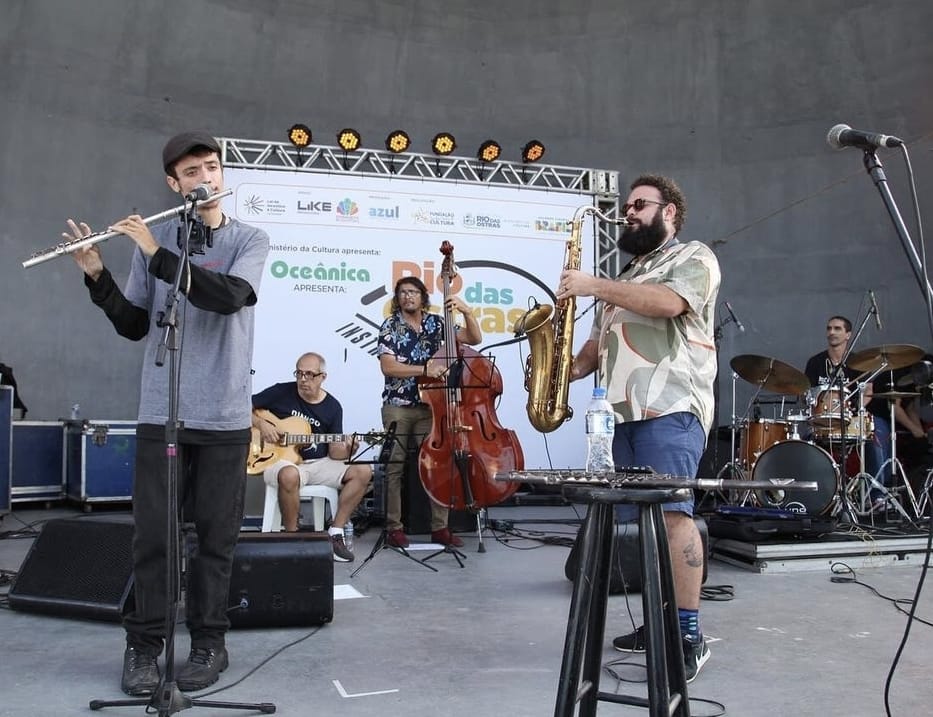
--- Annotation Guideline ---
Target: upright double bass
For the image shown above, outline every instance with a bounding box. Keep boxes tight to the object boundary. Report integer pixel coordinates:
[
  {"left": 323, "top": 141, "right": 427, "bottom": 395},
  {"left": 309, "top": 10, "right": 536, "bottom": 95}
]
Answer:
[{"left": 418, "top": 242, "right": 524, "bottom": 512}]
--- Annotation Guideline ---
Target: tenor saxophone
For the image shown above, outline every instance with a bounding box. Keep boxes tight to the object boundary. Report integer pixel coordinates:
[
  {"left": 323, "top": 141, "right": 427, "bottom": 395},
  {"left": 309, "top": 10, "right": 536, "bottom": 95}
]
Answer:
[{"left": 519, "top": 205, "right": 628, "bottom": 432}]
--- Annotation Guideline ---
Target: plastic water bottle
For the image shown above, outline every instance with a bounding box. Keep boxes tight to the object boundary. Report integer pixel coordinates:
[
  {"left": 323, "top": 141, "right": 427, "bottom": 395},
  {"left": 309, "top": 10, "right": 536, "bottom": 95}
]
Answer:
[
  {"left": 70, "top": 403, "right": 81, "bottom": 420},
  {"left": 585, "top": 387, "right": 615, "bottom": 473},
  {"left": 342, "top": 520, "right": 354, "bottom": 552}
]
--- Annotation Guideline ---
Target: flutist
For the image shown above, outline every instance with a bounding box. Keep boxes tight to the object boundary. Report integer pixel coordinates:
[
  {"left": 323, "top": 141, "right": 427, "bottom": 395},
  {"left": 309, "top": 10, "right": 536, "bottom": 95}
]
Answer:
[
  {"left": 557, "top": 174, "right": 721, "bottom": 684},
  {"left": 63, "top": 132, "right": 270, "bottom": 696}
]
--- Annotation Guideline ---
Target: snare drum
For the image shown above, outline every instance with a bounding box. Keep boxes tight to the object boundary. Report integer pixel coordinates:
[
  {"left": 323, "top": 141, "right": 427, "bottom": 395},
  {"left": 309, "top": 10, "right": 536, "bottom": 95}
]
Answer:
[
  {"left": 813, "top": 412, "right": 874, "bottom": 442},
  {"left": 738, "top": 418, "right": 789, "bottom": 468}
]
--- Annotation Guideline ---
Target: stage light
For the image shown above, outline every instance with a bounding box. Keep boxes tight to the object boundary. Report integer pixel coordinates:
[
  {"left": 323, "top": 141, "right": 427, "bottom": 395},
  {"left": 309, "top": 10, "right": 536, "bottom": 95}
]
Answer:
[
  {"left": 337, "top": 128, "right": 361, "bottom": 152},
  {"left": 521, "top": 139, "right": 545, "bottom": 163},
  {"left": 385, "top": 130, "right": 411, "bottom": 154},
  {"left": 288, "top": 124, "right": 312, "bottom": 148},
  {"left": 477, "top": 140, "right": 502, "bottom": 163},
  {"left": 431, "top": 132, "right": 457, "bottom": 156}
]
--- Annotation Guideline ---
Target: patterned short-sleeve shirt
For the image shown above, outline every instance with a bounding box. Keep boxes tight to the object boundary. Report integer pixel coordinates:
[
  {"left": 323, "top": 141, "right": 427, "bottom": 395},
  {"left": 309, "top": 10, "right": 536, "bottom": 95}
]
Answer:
[
  {"left": 588, "top": 239, "right": 721, "bottom": 433},
  {"left": 377, "top": 311, "right": 446, "bottom": 406}
]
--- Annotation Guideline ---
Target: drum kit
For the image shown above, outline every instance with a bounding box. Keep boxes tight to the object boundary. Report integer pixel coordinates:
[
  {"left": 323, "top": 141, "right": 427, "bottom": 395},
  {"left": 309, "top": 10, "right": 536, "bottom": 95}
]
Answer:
[{"left": 721, "top": 345, "right": 928, "bottom": 521}]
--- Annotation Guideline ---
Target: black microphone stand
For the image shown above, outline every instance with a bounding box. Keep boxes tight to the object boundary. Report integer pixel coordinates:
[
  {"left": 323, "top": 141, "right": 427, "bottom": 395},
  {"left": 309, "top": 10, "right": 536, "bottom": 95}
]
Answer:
[
  {"left": 350, "top": 421, "right": 438, "bottom": 576},
  {"left": 861, "top": 149, "right": 933, "bottom": 339},
  {"left": 90, "top": 201, "right": 274, "bottom": 716}
]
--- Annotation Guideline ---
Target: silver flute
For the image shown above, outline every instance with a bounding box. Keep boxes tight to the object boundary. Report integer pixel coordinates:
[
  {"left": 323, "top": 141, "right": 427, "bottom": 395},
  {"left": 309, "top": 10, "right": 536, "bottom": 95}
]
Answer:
[{"left": 22, "top": 189, "right": 233, "bottom": 269}]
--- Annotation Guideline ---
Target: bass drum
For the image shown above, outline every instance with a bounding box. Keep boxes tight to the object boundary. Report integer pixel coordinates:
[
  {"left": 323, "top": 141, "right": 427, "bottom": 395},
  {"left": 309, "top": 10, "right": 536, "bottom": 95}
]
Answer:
[{"left": 752, "top": 440, "right": 839, "bottom": 515}]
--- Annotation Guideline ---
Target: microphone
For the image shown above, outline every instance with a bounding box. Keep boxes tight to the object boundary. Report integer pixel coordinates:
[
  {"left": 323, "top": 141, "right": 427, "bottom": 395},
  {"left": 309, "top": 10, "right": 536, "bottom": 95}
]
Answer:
[
  {"left": 827, "top": 124, "right": 903, "bottom": 151},
  {"left": 868, "top": 290, "right": 883, "bottom": 330},
  {"left": 724, "top": 301, "right": 745, "bottom": 333},
  {"left": 184, "top": 183, "right": 214, "bottom": 202}
]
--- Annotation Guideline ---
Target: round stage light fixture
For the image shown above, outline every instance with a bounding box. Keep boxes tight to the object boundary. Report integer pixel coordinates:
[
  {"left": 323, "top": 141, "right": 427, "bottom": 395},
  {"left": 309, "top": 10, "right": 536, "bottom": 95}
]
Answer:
[
  {"left": 337, "top": 128, "right": 361, "bottom": 152},
  {"left": 521, "top": 139, "right": 546, "bottom": 163},
  {"left": 288, "top": 124, "right": 313, "bottom": 148},
  {"left": 477, "top": 140, "right": 502, "bottom": 163},
  {"left": 385, "top": 130, "right": 411, "bottom": 154},
  {"left": 431, "top": 132, "right": 457, "bottom": 156}
]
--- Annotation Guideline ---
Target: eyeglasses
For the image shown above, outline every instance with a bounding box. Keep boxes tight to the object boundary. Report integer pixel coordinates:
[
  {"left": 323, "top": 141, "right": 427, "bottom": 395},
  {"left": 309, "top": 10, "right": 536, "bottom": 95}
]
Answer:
[
  {"left": 621, "top": 198, "right": 666, "bottom": 215},
  {"left": 294, "top": 369, "right": 324, "bottom": 380},
  {"left": 398, "top": 289, "right": 421, "bottom": 297}
]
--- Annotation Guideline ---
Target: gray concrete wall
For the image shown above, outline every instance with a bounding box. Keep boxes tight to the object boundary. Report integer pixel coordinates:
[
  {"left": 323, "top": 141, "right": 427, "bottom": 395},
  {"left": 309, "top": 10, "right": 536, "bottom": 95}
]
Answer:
[{"left": 1, "top": 0, "right": 931, "bottom": 423}]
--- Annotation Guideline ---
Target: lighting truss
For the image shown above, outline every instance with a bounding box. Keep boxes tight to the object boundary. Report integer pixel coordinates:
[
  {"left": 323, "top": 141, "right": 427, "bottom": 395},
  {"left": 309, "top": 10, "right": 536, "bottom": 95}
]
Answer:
[{"left": 218, "top": 136, "right": 622, "bottom": 279}]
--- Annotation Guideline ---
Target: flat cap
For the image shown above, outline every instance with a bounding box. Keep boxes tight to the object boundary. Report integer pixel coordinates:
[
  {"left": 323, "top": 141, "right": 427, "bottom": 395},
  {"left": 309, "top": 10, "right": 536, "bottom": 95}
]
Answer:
[{"left": 162, "top": 131, "right": 221, "bottom": 174}]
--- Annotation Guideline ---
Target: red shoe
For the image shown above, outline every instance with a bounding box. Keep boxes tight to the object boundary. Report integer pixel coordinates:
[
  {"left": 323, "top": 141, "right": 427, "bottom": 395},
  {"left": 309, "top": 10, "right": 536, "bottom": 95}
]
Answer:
[
  {"left": 386, "top": 529, "right": 410, "bottom": 548},
  {"left": 431, "top": 528, "right": 464, "bottom": 547}
]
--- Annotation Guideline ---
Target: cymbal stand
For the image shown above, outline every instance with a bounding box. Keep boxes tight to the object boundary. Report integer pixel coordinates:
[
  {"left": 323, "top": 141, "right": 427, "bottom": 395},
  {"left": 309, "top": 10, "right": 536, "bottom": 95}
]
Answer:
[
  {"left": 717, "top": 370, "right": 752, "bottom": 507},
  {"left": 874, "top": 386, "right": 922, "bottom": 525},
  {"left": 838, "top": 380, "right": 909, "bottom": 526}
]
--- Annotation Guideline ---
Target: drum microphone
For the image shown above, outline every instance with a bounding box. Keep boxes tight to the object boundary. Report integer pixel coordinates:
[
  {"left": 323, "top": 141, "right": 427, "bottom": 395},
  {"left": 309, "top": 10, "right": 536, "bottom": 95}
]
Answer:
[
  {"left": 868, "top": 290, "right": 882, "bottom": 330},
  {"left": 724, "top": 301, "right": 745, "bottom": 332}
]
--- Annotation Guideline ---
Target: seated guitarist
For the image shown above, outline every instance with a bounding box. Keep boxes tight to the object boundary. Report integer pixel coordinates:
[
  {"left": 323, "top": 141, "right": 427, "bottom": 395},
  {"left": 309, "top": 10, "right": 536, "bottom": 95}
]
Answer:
[{"left": 251, "top": 352, "right": 373, "bottom": 562}]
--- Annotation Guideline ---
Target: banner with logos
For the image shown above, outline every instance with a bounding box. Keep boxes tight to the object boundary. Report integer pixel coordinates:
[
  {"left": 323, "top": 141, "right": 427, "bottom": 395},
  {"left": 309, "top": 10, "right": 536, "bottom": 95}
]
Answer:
[{"left": 225, "top": 167, "right": 598, "bottom": 470}]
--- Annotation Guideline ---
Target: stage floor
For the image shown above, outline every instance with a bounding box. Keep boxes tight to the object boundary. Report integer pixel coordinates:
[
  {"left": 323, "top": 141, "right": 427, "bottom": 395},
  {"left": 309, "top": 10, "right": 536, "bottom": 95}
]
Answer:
[{"left": 1, "top": 501, "right": 931, "bottom": 717}]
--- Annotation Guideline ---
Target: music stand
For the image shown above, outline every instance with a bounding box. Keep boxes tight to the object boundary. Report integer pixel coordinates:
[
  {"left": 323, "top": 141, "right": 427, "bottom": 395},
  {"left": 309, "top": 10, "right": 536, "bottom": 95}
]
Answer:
[
  {"left": 89, "top": 204, "right": 273, "bottom": 715},
  {"left": 350, "top": 422, "right": 438, "bottom": 576}
]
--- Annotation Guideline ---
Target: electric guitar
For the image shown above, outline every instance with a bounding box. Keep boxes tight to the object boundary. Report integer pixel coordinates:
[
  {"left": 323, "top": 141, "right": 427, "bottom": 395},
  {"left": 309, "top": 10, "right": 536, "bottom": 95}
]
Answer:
[{"left": 247, "top": 409, "right": 383, "bottom": 475}]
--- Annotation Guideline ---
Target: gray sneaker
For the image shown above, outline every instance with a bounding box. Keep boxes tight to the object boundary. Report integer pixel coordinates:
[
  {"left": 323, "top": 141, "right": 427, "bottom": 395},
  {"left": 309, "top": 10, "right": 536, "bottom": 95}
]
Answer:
[
  {"left": 331, "top": 533, "right": 354, "bottom": 562},
  {"left": 683, "top": 635, "right": 710, "bottom": 683}
]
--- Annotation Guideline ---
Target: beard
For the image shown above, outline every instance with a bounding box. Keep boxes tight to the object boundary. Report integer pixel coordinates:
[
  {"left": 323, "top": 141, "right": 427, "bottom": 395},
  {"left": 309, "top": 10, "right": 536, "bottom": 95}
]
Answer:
[{"left": 617, "top": 209, "right": 668, "bottom": 255}]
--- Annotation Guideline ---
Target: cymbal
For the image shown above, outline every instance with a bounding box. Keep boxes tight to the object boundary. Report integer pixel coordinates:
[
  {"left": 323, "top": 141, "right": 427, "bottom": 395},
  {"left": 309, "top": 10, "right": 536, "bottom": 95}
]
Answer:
[
  {"left": 729, "top": 354, "right": 810, "bottom": 395},
  {"left": 847, "top": 344, "right": 925, "bottom": 373},
  {"left": 872, "top": 390, "right": 921, "bottom": 400}
]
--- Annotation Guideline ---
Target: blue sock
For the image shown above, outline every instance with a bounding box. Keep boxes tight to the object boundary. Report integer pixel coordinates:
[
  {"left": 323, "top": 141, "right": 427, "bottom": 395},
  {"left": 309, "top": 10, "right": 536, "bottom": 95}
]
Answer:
[{"left": 678, "top": 608, "right": 700, "bottom": 642}]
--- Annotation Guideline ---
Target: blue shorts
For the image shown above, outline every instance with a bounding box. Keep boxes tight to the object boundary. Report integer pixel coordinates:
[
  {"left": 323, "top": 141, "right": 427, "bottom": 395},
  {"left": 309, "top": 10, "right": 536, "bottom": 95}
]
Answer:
[{"left": 612, "top": 412, "right": 705, "bottom": 522}]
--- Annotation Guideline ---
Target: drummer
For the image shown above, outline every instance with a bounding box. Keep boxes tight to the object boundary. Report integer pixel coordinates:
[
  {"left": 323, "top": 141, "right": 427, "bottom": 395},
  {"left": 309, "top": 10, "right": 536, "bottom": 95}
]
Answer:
[
  {"left": 803, "top": 316, "right": 863, "bottom": 391},
  {"left": 803, "top": 315, "right": 875, "bottom": 466}
]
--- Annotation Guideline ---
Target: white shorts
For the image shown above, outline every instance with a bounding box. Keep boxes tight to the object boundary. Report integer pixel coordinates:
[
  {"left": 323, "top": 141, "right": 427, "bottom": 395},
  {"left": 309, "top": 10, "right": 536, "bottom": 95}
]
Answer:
[{"left": 263, "top": 458, "right": 349, "bottom": 491}]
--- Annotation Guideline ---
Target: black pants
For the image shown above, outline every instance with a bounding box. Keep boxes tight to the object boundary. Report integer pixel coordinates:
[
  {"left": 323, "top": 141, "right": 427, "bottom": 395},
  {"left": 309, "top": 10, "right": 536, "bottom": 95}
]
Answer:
[{"left": 124, "top": 434, "right": 247, "bottom": 653}]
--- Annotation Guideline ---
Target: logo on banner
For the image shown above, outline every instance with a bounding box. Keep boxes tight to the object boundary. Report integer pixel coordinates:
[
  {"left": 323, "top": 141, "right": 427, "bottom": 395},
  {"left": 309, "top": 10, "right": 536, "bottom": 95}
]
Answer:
[
  {"left": 336, "top": 198, "right": 360, "bottom": 222},
  {"left": 242, "top": 194, "right": 265, "bottom": 215},
  {"left": 334, "top": 256, "right": 555, "bottom": 358},
  {"left": 368, "top": 205, "right": 400, "bottom": 220},
  {"left": 297, "top": 199, "right": 333, "bottom": 214},
  {"left": 412, "top": 209, "right": 455, "bottom": 226},
  {"left": 463, "top": 213, "right": 501, "bottom": 230},
  {"left": 534, "top": 217, "right": 571, "bottom": 234}
]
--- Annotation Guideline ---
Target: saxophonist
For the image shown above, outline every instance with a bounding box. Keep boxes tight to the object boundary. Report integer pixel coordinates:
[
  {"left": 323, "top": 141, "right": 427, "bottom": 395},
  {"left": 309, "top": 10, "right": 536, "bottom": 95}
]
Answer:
[{"left": 558, "top": 174, "right": 720, "bottom": 684}]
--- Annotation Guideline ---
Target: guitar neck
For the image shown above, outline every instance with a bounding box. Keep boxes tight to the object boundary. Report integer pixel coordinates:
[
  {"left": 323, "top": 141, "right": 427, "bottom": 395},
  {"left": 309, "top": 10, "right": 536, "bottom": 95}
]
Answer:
[{"left": 282, "top": 432, "right": 349, "bottom": 446}]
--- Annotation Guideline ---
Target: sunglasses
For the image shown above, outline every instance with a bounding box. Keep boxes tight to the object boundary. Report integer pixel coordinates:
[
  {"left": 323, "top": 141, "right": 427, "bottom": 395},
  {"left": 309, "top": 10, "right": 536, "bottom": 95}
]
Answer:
[
  {"left": 294, "top": 370, "right": 325, "bottom": 380},
  {"left": 621, "top": 198, "right": 666, "bottom": 215}
]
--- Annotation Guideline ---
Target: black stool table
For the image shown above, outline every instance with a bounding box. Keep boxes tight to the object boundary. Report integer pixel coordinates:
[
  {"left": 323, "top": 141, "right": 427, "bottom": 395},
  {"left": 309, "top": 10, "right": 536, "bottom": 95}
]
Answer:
[{"left": 556, "top": 483, "right": 691, "bottom": 717}]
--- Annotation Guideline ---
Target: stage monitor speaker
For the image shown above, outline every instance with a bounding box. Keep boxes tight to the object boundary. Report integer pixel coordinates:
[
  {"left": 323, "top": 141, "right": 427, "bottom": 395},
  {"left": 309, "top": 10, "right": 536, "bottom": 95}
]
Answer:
[
  {"left": 564, "top": 516, "right": 709, "bottom": 594},
  {"left": 227, "top": 532, "right": 333, "bottom": 628},
  {"left": 9, "top": 517, "right": 134, "bottom": 622}
]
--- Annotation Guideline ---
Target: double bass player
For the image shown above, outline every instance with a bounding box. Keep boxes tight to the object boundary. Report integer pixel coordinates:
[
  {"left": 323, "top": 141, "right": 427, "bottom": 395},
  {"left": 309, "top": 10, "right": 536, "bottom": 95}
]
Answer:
[{"left": 376, "top": 276, "right": 481, "bottom": 549}]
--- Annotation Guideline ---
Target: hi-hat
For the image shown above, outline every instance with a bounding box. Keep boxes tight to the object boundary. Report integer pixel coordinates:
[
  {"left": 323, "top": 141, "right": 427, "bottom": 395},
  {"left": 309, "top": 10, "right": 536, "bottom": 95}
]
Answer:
[
  {"left": 729, "top": 354, "right": 810, "bottom": 395},
  {"left": 847, "top": 344, "right": 925, "bottom": 372},
  {"left": 873, "top": 390, "right": 921, "bottom": 400}
]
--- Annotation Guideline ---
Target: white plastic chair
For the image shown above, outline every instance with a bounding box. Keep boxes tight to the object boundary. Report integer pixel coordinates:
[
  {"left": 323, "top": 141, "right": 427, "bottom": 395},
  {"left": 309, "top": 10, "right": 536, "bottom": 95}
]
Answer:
[{"left": 260, "top": 483, "right": 339, "bottom": 532}]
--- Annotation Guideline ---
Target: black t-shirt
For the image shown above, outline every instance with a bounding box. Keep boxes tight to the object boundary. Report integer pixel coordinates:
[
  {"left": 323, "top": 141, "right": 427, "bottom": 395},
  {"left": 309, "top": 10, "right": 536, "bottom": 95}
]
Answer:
[{"left": 251, "top": 382, "right": 344, "bottom": 460}]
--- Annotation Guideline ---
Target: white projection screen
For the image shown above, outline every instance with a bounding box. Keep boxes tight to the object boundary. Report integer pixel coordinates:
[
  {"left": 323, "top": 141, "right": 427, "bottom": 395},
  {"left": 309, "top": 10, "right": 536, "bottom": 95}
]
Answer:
[{"left": 224, "top": 166, "right": 601, "bottom": 470}]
